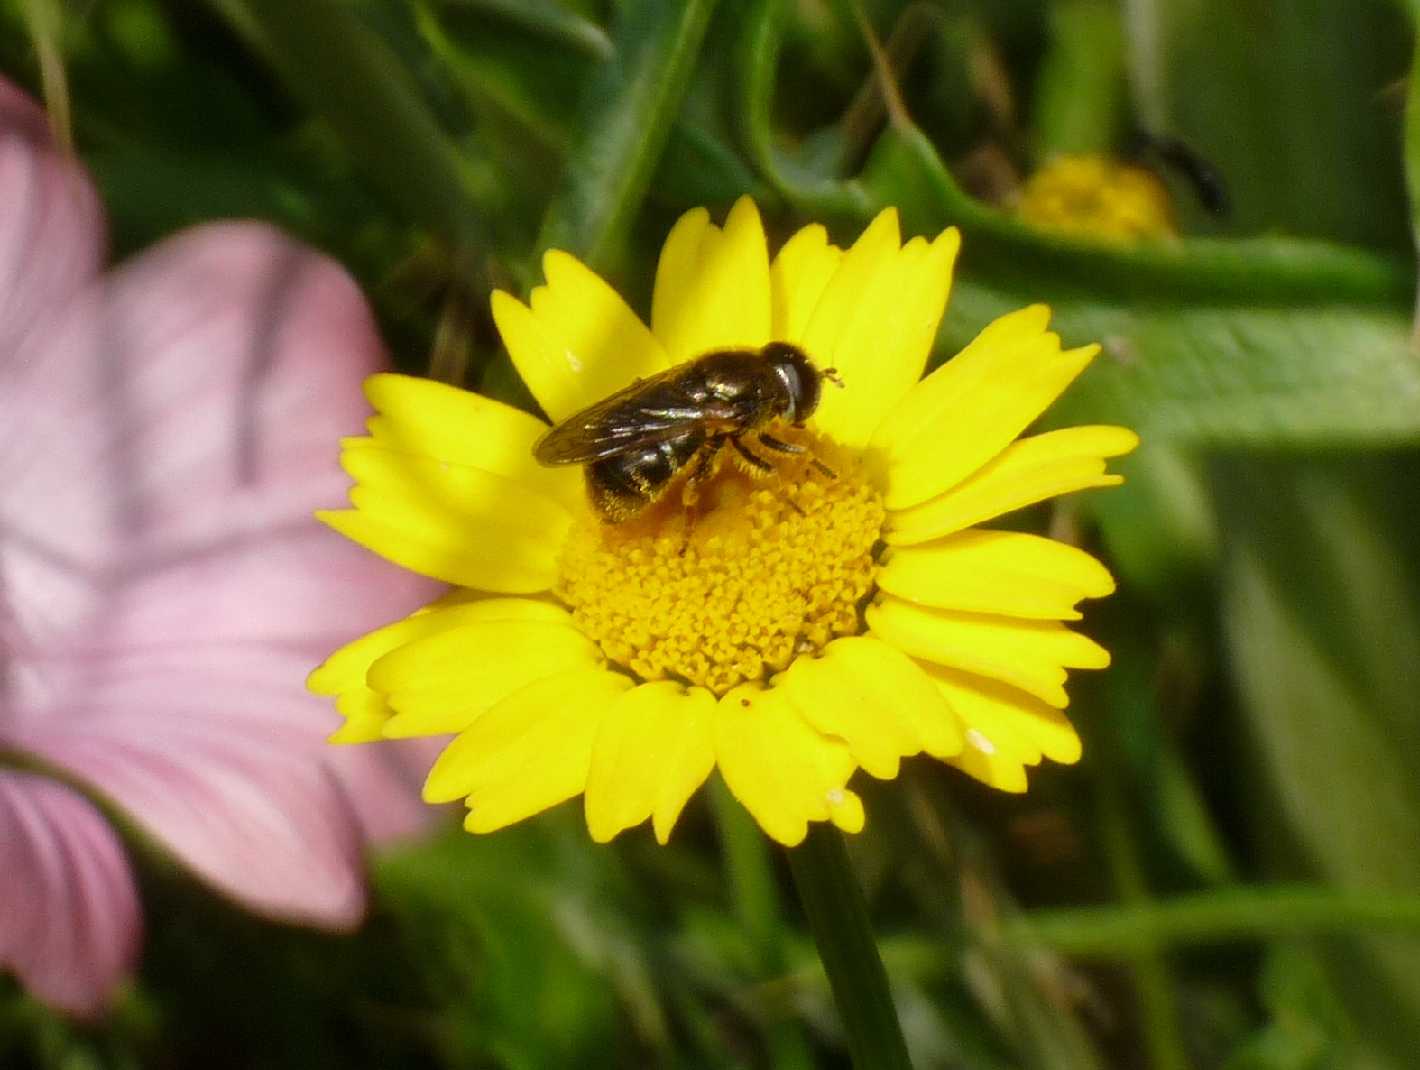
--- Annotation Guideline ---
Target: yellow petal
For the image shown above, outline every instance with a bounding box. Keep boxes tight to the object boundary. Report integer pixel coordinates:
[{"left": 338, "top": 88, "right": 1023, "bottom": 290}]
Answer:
[
  {"left": 829, "top": 788, "right": 866, "bottom": 833},
  {"left": 885, "top": 425, "right": 1139, "bottom": 546},
  {"left": 878, "top": 529, "right": 1116, "bottom": 620},
  {"left": 583, "top": 681, "right": 716, "bottom": 843},
  {"left": 491, "top": 252, "right": 668, "bottom": 423},
  {"left": 420, "top": 669, "right": 631, "bottom": 830},
  {"left": 328, "top": 690, "right": 395, "bottom": 744},
  {"left": 875, "top": 305, "right": 1101, "bottom": 510},
  {"left": 319, "top": 438, "right": 571, "bottom": 590},
  {"left": 362, "top": 373, "right": 580, "bottom": 509},
  {"left": 368, "top": 614, "right": 602, "bottom": 737},
  {"left": 866, "top": 597, "right": 1109, "bottom": 708},
  {"left": 319, "top": 505, "right": 557, "bottom": 593},
  {"left": 769, "top": 223, "right": 842, "bottom": 344},
  {"left": 312, "top": 596, "right": 570, "bottom": 741},
  {"left": 714, "top": 684, "right": 857, "bottom": 846},
  {"left": 927, "top": 665, "right": 1083, "bottom": 765},
  {"left": 309, "top": 597, "right": 460, "bottom": 698},
  {"left": 804, "top": 212, "right": 960, "bottom": 448},
  {"left": 340, "top": 440, "right": 571, "bottom": 539},
  {"left": 776, "top": 636, "right": 960, "bottom": 777},
  {"left": 948, "top": 744, "right": 1029, "bottom": 793},
  {"left": 650, "top": 196, "right": 772, "bottom": 362}
]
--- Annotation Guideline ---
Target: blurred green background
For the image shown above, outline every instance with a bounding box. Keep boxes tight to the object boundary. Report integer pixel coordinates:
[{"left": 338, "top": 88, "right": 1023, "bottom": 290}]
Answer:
[{"left": 4, "top": 0, "right": 1420, "bottom": 1066}]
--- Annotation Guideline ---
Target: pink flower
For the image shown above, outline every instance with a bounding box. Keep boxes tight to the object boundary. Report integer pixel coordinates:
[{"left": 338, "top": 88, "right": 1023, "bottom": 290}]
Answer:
[{"left": 0, "top": 79, "right": 442, "bottom": 1016}]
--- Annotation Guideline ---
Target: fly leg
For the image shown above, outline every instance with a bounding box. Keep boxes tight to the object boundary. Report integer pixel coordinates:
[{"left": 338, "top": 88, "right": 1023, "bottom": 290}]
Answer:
[
  {"left": 678, "top": 440, "right": 722, "bottom": 551},
  {"left": 758, "top": 432, "right": 836, "bottom": 480},
  {"left": 731, "top": 437, "right": 775, "bottom": 472},
  {"left": 757, "top": 433, "right": 804, "bottom": 455},
  {"left": 740, "top": 435, "right": 810, "bottom": 516}
]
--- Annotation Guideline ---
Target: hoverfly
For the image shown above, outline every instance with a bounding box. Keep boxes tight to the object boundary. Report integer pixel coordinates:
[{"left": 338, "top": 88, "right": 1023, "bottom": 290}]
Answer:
[{"left": 533, "top": 342, "right": 838, "bottom": 522}]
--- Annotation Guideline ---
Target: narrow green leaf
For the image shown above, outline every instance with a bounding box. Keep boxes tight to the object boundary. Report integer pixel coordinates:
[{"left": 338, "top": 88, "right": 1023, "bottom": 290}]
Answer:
[
  {"left": 1123, "top": 0, "right": 1410, "bottom": 246},
  {"left": 18, "top": 0, "right": 70, "bottom": 149},
  {"left": 1033, "top": 0, "right": 1126, "bottom": 158},
  {"left": 415, "top": 0, "right": 596, "bottom": 154},
  {"left": 1405, "top": 36, "right": 1420, "bottom": 326},
  {"left": 734, "top": 0, "right": 873, "bottom": 219},
  {"left": 209, "top": 0, "right": 485, "bottom": 248},
  {"left": 536, "top": 0, "right": 718, "bottom": 269},
  {"left": 429, "top": 0, "right": 613, "bottom": 61},
  {"left": 1002, "top": 886, "right": 1420, "bottom": 956},
  {"left": 860, "top": 124, "right": 1410, "bottom": 306},
  {"left": 1216, "top": 456, "right": 1420, "bottom": 1063}
]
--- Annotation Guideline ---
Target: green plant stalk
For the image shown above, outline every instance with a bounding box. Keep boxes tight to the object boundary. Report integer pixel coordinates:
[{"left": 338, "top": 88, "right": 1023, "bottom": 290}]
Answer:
[
  {"left": 1004, "top": 886, "right": 1420, "bottom": 956},
  {"left": 710, "top": 779, "right": 813, "bottom": 1070},
  {"left": 787, "top": 825, "right": 912, "bottom": 1070},
  {"left": 1405, "top": 36, "right": 1420, "bottom": 332},
  {"left": 1094, "top": 760, "right": 1190, "bottom": 1070},
  {"left": 19, "top": 0, "right": 70, "bottom": 149}
]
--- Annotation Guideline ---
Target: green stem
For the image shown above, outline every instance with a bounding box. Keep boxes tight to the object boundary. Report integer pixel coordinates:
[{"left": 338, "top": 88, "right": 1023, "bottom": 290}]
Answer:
[
  {"left": 20, "top": 0, "right": 71, "bottom": 150},
  {"left": 787, "top": 825, "right": 913, "bottom": 1070},
  {"left": 710, "top": 776, "right": 780, "bottom": 950},
  {"left": 710, "top": 779, "right": 813, "bottom": 1070},
  {"left": 1002, "top": 885, "right": 1420, "bottom": 956},
  {"left": 1094, "top": 760, "right": 1189, "bottom": 1070}
]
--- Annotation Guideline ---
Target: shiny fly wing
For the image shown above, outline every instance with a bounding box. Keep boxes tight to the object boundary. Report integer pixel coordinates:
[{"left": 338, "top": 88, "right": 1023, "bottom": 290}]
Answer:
[{"left": 533, "top": 367, "right": 716, "bottom": 465}]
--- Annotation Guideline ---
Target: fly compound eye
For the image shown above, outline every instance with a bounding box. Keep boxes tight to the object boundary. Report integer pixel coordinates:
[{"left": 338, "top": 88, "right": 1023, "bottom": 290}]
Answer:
[{"left": 763, "top": 343, "right": 823, "bottom": 424}]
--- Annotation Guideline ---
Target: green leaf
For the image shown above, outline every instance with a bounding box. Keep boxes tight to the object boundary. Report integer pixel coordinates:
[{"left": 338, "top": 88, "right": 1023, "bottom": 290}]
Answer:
[
  {"left": 1124, "top": 0, "right": 1410, "bottom": 246},
  {"left": 1215, "top": 455, "right": 1420, "bottom": 1065},
  {"left": 1043, "top": 296, "right": 1420, "bottom": 447},
  {"left": 1405, "top": 34, "right": 1420, "bottom": 316},
  {"left": 847, "top": 126, "right": 1420, "bottom": 448},
  {"left": 428, "top": 0, "right": 613, "bottom": 62},
  {"left": 1223, "top": 945, "right": 1346, "bottom": 1070},
  {"left": 861, "top": 124, "right": 1410, "bottom": 306},
  {"left": 536, "top": 0, "right": 718, "bottom": 270},
  {"left": 415, "top": 0, "right": 598, "bottom": 154},
  {"left": 734, "top": 0, "right": 873, "bottom": 219},
  {"left": 208, "top": 0, "right": 486, "bottom": 248},
  {"left": 1032, "top": 0, "right": 1126, "bottom": 158}
]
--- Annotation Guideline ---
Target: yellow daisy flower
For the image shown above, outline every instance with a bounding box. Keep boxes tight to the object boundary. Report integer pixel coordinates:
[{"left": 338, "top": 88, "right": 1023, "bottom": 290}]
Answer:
[
  {"left": 1014, "top": 153, "right": 1175, "bottom": 242},
  {"left": 308, "top": 197, "right": 1137, "bottom": 847}
]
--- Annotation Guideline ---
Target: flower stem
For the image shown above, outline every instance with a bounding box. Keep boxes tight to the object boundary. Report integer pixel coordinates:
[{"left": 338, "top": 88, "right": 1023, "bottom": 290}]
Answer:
[
  {"left": 787, "top": 825, "right": 913, "bottom": 1070},
  {"left": 1001, "top": 885, "right": 1420, "bottom": 955}
]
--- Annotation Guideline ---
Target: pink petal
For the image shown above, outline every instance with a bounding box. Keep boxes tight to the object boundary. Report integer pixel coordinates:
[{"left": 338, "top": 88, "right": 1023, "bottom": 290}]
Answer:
[
  {"left": 23, "top": 636, "right": 441, "bottom": 850},
  {"left": 97, "top": 221, "right": 392, "bottom": 553},
  {"left": 0, "top": 80, "right": 108, "bottom": 667},
  {"left": 0, "top": 772, "right": 140, "bottom": 1018},
  {"left": 1, "top": 192, "right": 442, "bottom": 927},
  {"left": 3, "top": 220, "right": 420, "bottom": 656},
  {"left": 21, "top": 710, "right": 371, "bottom": 931},
  {"left": 0, "top": 75, "right": 104, "bottom": 362}
]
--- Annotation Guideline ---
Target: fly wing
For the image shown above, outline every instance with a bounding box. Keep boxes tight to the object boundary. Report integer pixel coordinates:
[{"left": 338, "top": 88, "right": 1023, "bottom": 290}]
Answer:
[{"left": 533, "top": 369, "right": 715, "bottom": 466}]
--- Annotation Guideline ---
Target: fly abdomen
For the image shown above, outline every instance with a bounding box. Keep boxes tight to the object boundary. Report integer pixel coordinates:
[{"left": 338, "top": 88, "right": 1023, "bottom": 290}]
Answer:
[{"left": 587, "top": 431, "right": 704, "bottom": 521}]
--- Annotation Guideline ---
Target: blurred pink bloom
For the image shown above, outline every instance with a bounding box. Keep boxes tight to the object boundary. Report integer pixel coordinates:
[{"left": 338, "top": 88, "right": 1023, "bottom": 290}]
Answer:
[{"left": 0, "top": 79, "right": 442, "bottom": 1016}]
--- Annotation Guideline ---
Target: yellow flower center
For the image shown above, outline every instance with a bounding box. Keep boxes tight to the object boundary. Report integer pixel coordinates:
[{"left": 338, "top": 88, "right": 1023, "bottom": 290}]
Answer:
[
  {"left": 556, "top": 432, "right": 885, "bottom": 696},
  {"left": 1014, "top": 154, "right": 1175, "bottom": 242}
]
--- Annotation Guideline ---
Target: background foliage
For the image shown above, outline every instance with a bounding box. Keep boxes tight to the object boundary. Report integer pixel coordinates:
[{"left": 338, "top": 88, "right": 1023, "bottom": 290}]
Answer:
[{"left": 3, "top": 0, "right": 1419, "bottom": 1066}]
